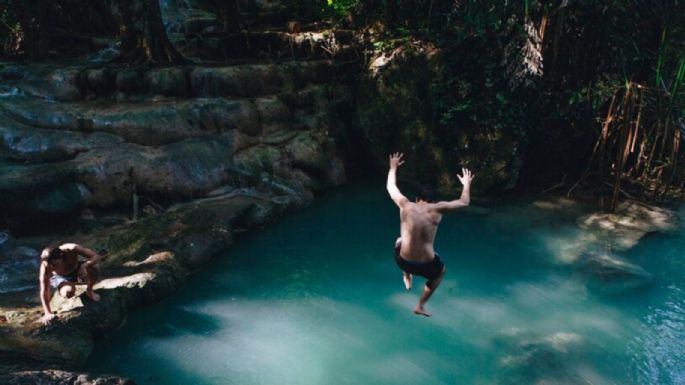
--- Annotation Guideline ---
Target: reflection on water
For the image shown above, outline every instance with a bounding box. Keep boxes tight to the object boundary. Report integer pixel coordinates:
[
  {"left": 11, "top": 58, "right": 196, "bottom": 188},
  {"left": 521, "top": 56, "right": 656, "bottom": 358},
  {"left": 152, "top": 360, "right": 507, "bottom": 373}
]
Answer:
[
  {"left": 631, "top": 286, "right": 685, "bottom": 384},
  {"left": 87, "top": 183, "right": 685, "bottom": 385}
]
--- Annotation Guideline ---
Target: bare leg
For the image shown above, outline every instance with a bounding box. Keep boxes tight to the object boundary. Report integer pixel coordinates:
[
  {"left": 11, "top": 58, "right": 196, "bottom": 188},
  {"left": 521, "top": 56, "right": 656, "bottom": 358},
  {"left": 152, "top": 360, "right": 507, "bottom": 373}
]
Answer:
[
  {"left": 81, "top": 264, "right": 101, "bottom": 301},
  {"left": 403, "top": 271, "right": 413, "bottom": 290},
  {"left": 414, "top": 266, "right": 446, "bottom": 317},
  {"left": 395, "top": 237, "right": 412, "bottom": 289},
  {"left": 59, "top": 283, "right": 76, "bottom": 298}
]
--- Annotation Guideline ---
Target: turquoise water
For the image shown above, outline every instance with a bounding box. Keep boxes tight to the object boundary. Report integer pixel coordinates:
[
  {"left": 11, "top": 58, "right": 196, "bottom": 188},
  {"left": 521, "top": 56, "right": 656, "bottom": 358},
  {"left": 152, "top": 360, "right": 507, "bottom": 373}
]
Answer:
[{"left": 87, "top": 183, "right": 685, "bottom": 385}]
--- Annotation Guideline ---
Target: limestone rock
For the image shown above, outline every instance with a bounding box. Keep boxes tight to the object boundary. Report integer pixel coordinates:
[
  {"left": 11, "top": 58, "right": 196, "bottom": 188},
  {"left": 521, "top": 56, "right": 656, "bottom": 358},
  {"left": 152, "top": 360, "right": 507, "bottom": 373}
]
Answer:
[
  {"left": 285, "top": 131, "right": 332, "bottom": 171},
  {"left": 0, "top": 119, "right": 123, "bottom": 163},
  {"left": 578, "top": 200, "right": 677, "bottom": 250},
  {"left": 85, "top": 68, "right": 112, "bottom": 96},
  {"left": 0, "top": 370, "right": 136, "bottom": 385},
  {"left": 21, "top": 68, "right": 84, "bottom": 101},
  {"left": 115, "top": 69, "right": 145, "bottom": 94},
  {"left": 145, "top": 68, "right": 189, "bottom": 97},
  {"left": 190, "top": 65, "right": 282, "bottom": 97},
  {"left": 0, "top": 234, "right": 41, "bottom": 294}
]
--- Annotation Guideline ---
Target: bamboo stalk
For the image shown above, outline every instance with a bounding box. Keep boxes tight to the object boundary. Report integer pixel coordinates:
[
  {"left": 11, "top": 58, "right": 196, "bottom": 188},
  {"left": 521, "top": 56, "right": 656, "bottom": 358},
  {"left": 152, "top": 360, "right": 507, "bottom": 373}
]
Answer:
[
  {"left": 598, "top": 91, "right": 618, "bottom": 181},
  {"left": 610, "top": 84, "right": 633, "bottom": 212},
  {"left": 630, "top": 86, "right": 643, "bottom": 153},
  {"left": 539, "top": 11, "right": 548, "bottom": 42}
]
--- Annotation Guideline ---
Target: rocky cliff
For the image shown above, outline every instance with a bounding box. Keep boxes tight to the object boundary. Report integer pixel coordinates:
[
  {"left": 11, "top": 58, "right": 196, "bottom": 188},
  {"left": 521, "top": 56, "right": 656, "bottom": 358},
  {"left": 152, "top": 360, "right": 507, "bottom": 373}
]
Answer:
[{"left": 0, "top": 19, "right": 357, "bottom": 380}]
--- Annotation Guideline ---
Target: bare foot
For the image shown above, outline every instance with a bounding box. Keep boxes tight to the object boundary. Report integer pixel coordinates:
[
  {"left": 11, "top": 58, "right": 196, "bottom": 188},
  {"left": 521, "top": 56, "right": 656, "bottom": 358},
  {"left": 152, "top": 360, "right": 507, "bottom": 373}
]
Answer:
[
  {"left": 86, "top": 291, "right": 101, "bottom": 301},
  {"left": 413, "top": 306, "right": 432, "bottom": 317},
  {"left": 403, "top": 273, "right": 413, "bottom": 290}
]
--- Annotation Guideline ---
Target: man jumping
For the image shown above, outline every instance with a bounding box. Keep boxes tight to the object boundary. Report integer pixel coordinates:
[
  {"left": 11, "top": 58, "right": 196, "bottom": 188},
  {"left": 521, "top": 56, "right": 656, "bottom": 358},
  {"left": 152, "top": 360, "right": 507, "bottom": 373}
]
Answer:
[{"left": 386, "top": 152, "right": 474, "bottom": 317}]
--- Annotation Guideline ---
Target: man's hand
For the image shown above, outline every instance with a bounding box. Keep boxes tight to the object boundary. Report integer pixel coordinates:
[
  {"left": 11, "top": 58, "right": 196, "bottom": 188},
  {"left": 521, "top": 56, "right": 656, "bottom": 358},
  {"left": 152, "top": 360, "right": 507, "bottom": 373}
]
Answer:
[
  {"left": 458, "top": 168, "right": 474, "bottom": 186},
  {"left": 39, "top": 313, "right": 56, "bottom": 326},
  {"left": 389, "top": 153, "right": 405, "bottom": 169}
]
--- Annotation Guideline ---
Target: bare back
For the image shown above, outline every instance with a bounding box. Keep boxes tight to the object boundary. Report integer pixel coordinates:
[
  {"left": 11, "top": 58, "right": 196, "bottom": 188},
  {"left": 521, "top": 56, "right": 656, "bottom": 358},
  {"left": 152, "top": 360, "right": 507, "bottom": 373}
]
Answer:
[
  {"left": 398, "top": 202, "right": 443, "bottom": 263},
  {"left": 45, "top": 248, "right": 80, "bottom": 276}
]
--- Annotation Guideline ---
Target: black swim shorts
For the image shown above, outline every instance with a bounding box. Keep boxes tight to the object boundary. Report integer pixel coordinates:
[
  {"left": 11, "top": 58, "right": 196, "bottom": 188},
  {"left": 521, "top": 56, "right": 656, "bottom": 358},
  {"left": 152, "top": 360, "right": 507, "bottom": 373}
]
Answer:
[{"left": 394, "top": 246, "right": 445, "bottom": 279}]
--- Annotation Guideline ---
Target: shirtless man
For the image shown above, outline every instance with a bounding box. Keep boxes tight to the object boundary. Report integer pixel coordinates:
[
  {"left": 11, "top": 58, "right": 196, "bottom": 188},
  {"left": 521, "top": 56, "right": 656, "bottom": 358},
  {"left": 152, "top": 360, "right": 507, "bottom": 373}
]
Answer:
[
  {"left": 387, "top": 153, "right": 474, "bottom": 317},
  {"left": 38, "top": 243, "right": 101, "bottom": 325}
]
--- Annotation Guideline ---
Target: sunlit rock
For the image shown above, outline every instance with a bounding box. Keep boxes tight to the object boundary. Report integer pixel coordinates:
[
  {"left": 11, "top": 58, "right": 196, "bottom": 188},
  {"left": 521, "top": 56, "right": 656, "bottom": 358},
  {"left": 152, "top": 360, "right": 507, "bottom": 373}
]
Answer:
[{"left": 578, "top": 200, "right": 677, "bottom": 251}]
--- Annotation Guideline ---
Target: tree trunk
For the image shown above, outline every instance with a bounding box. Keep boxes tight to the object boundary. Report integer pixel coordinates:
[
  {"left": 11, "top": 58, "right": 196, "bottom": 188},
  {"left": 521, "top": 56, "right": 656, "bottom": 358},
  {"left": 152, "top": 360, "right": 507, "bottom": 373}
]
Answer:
[
  {"left": 386, "top": 0, "right": 397, "bottom": 26},
  {"left": 109, "top": 0, "right": 184, "bottom": 64},
  {"left": 215, "top": 0, "right": 241, "bottom": 33}
]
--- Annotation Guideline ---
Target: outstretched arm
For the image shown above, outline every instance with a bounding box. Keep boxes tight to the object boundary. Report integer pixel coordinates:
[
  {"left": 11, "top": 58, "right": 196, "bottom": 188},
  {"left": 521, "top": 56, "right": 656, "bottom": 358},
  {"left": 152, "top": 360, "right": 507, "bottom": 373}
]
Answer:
[
  {"left": 387, "top": 152, "right": 409, "bottom": 208},
  {"left": 433, "top": 168, "right": 474, "bottom": 213},
  {"left": 38, "top": 261, "right": 55, "bottom": 325}
]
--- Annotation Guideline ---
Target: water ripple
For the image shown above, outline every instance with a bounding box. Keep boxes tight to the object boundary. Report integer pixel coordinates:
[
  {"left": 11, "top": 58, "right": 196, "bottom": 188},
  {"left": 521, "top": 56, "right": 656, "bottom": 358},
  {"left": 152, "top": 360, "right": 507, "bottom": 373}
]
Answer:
[{"left": 630, "top": 286, "right": 685, "bottom": 385}]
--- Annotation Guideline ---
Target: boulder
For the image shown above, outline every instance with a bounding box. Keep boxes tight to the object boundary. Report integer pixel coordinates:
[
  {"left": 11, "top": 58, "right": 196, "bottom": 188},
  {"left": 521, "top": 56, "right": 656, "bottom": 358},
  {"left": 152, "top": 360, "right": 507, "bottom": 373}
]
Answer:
[{"left": 284, "top": 131, "right": 333, "bottom": 171}]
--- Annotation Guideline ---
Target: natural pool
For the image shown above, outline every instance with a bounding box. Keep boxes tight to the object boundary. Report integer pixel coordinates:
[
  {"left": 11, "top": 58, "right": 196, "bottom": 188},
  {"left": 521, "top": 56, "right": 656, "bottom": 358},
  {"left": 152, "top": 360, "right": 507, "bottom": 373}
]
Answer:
[{"left": 87, "top": 183, "right": 685, "bottom": 385}]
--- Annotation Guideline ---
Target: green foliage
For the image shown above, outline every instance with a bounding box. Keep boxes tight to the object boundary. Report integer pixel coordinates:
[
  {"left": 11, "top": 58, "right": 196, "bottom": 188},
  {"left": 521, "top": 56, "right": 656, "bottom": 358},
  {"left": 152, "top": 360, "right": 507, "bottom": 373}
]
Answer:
[
  {"left": 354, "top": 0, "right": 684, "bottom": 194},
  {"left": 0, "top": 0, "right": 22, "bottom": 57},
  {"left": 326, "top": 0, "right": 360, "bottom": 17},
  {"left": 429, "top": 0, "right": 533, "bottom": 144}
]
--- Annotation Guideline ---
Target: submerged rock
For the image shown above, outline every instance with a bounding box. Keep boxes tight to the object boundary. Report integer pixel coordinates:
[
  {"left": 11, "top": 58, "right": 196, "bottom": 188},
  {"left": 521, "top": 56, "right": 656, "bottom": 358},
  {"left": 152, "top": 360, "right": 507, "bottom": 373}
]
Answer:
[
  {"left": 575, "top": 251, "right": 653, "bottom": 294},
  {"left": 494, "top": 329, "right": 592, "bottom": 385}
]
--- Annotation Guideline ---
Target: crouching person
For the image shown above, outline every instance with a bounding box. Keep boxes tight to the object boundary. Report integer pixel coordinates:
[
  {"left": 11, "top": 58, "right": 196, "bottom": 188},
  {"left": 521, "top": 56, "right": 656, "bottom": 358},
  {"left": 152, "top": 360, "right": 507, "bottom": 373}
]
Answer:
[{"left": 38, "top": 243, "right": 101, "bottom": 325}]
